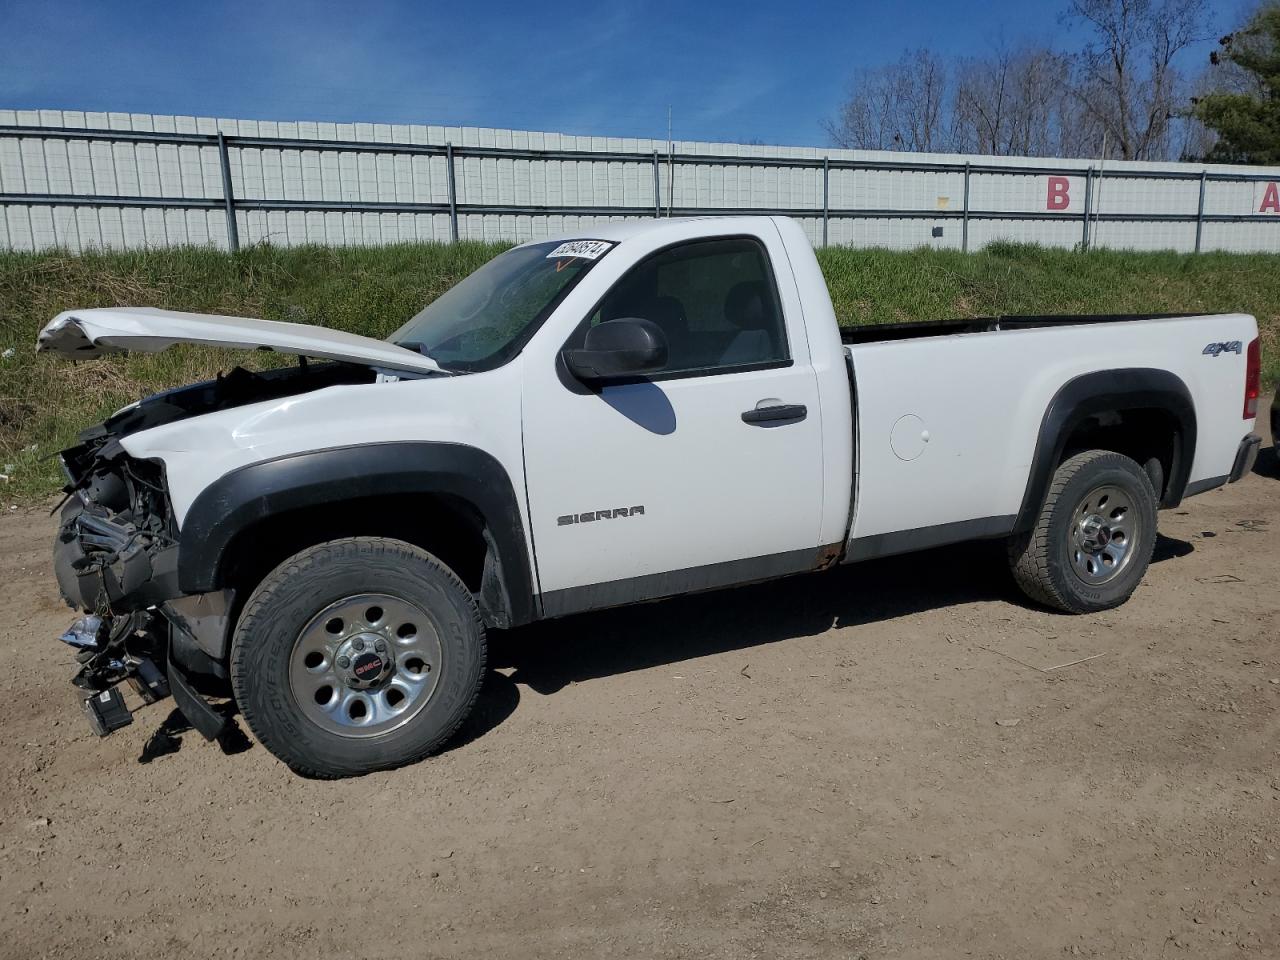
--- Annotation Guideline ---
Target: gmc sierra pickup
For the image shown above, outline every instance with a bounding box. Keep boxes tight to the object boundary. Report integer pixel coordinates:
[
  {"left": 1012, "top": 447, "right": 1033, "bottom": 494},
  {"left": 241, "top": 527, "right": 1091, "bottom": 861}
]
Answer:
[{"left": 39, "top": 216, "right": 1263, "bottom": 777}]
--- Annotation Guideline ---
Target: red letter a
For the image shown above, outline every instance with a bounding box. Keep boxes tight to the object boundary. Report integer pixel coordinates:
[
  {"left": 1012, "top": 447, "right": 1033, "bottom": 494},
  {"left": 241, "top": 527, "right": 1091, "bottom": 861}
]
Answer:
[{"left": 1261, "top": 182, "right": 1280, "bottom": 213}]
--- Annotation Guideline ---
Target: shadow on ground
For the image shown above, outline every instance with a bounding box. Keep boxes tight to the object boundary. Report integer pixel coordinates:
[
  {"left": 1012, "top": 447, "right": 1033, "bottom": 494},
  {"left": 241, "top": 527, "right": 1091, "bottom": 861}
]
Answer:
[
  {"left": 1253, "top": 444, "right": 1280, "bottom": 481},
  {"left": 137, "top": 529, "right": 1197, "bottom": 762},
  {"left": 1152, "top": 532, "right": 1194, "bottom": 562},
  {"left": 137, "top": 702, "right": 252, "bottom": 764},
  {"left": 490, "top": 532, "right": 1193, "bottom": 698}
]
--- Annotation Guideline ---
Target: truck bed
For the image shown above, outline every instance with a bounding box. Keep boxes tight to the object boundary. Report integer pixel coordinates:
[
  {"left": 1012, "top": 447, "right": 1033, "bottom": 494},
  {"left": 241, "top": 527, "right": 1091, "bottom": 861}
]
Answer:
[
  {"left": 841, "top": 307, "right": 1257, "bottom": 550},
  {"left": 839, "top": 313, "right": 1200, "bottom": 345}
]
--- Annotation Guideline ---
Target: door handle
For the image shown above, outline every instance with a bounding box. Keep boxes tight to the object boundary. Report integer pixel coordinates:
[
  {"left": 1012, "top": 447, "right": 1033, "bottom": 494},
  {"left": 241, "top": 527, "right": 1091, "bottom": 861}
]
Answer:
[{"left": 741, "top": 403, "right": 808, "bottom": 426}]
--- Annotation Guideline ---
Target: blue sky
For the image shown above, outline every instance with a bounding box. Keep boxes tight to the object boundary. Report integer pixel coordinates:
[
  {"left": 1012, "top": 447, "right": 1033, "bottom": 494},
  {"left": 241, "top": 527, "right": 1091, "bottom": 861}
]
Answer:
[{"left": 0, "top": 0, "right": 1250, "bottom": 147}]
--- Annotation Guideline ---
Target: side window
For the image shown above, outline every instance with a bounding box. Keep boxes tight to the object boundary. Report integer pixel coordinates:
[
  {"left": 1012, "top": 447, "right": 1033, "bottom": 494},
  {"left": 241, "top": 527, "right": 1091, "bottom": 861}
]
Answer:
[{"left": 588, "top": 237, "right": 790, "bottom": 376}]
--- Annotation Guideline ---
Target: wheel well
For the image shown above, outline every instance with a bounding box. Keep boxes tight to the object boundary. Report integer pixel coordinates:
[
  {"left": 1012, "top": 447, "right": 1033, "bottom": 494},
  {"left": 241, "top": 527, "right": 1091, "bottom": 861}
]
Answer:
[
  {"left": 219, "top": 493, "right": 492, "bottom": 622},
  {"left": 1060, "top": 407, "right": 1182, "bottom": 503}
]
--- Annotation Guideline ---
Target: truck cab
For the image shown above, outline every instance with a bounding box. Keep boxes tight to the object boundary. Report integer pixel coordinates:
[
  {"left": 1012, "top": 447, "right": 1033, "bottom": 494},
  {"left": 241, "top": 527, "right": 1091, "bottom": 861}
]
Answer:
[{"left": 513, "top": 218, "right": 853, "bottom": 615}]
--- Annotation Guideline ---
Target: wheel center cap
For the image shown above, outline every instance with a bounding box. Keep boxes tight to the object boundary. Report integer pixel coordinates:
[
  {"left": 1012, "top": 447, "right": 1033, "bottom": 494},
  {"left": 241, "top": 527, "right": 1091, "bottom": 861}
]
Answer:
[
  {"left": 352, "top": 652, "right": 384, "bottom": 681},
  {"left": 1079, "top": 515, "right": 1110, "bottom": 551},
  {"left": 335, "top": 632, "right": 392, "bottom": 689}
]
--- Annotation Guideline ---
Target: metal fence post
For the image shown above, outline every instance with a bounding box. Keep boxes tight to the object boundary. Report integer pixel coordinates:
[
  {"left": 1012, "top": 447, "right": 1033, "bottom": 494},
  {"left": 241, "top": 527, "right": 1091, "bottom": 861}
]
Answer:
[
  {"left": 215, "top": 132, "right": 239, "bottom": 252},
  {"left": 666, "top": 146, "right": 674, "bottom": 217},
  {"left": 822, "top": 156, "right": 829, "bottom": 247},
  {"left": 1195, "top": 170, "right": 1208, "bottom": 253},
  {"left": 961, "top": 162, "right": 971, "bottom": 253},
  {"left": 445, "top": 142, "right": 459, "bottom": 242},
  {"left": 653, "top": 151, "right": 661, "bottom": 218},
  {"left": 1081, "top": 167, "right": 1094, "bottom": 251}
]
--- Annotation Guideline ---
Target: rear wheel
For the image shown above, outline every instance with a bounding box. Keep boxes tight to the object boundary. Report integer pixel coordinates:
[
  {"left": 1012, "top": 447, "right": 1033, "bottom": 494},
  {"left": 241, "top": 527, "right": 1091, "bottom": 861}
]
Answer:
[
  {"left": 230, "top": 537, "right": 485, "bottom": 778},
  {"left": 1008, "top": 449, "right": 1158, "bottom": 613}
]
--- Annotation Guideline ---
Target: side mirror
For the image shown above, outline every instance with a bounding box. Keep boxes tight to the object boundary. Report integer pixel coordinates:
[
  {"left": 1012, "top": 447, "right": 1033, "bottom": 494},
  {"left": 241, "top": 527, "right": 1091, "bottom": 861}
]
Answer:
[{"left": 562, "top": 318, "right": 668, "bottom": 382}]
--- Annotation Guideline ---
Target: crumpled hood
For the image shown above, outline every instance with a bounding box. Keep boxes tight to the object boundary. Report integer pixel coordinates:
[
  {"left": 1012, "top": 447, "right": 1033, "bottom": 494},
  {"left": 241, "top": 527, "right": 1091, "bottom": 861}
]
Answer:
[{"left": 37, "top": 307, "right": 444, "bottom": 376}]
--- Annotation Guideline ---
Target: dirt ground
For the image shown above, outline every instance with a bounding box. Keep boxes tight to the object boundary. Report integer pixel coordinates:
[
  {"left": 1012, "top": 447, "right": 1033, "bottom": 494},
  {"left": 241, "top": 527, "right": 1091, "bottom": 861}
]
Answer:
[{"left": 2, "top": 458, "right": 1279, "bottom": 960}]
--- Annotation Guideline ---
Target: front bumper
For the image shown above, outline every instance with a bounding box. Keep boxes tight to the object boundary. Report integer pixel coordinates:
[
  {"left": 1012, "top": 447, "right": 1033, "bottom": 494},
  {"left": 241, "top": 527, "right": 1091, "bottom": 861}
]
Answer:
[
  {"left": 54, "top": 498, "right": 181, "bottom": 612},
  {"left": 1229, "top": 433, "right": 1261, "bottom": 484},
  {"left": 53, "top": 437, "right": 236, "bottom": 742},
  {"left": 55, "top": 496, "right": 238, "bottom": 675},
  {"left": 53, "top": 499, "right": 233, "bottom": 739},
  {"left": 55, "top": 498, "right": 234, "bottom": 667}
]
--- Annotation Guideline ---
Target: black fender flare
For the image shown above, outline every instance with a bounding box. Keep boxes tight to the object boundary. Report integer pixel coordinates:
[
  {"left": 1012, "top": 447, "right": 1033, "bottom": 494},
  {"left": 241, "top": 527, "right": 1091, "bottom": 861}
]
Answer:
[
  {"left": 177, "top": 442, "right": 537, "bottom": 627},
  {"left": 1014, "top": 368, "right": 1197, "bottom": 533}
]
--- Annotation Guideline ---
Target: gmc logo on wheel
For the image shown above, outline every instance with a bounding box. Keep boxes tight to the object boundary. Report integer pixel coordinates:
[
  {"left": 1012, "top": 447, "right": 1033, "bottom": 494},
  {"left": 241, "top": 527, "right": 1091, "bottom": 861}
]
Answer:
[{"left": 1203, "top": 341, "right": 1243, "bottom": 357}]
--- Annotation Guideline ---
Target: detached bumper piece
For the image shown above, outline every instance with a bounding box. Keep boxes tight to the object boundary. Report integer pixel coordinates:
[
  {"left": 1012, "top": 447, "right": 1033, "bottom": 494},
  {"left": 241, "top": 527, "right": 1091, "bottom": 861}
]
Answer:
[
  {"left": 64, "top": 611, "right": 173, "bottom": 737},
  {"left": 80, "top": 659, "right": 168, "bottom": 737},
  {"left": 83, "top": 687, "right": 133, "bottom": 737},
  {"left": 167, "top": 647, "right": 231, "bottom": 741},
  {"left": 1229, "top": 433, "right": 1261, "bottom": 484},
  {"left": 60, "top": 611, "right": 234, "bottom": 741}
]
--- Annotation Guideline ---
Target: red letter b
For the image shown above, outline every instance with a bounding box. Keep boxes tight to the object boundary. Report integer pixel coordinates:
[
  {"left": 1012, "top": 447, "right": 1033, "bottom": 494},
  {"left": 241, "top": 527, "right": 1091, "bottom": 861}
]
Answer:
[{"left": 1047, "top": 176, "right": 1071, "bottom": 211}]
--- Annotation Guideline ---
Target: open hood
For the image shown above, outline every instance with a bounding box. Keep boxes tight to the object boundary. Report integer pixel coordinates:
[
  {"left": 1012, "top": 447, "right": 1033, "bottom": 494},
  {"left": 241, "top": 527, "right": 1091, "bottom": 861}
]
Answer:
[{"left": 37, "top": 307, "right": 445, "bottom": 376}]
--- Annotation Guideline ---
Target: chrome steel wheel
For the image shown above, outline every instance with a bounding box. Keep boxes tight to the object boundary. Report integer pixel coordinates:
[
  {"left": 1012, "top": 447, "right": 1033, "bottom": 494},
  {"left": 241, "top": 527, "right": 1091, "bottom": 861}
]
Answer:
[
  {"left": 287, "top": 593, "right": 443, "bottom": 738},
  {"left": 1068, "top": 484, "right": 1138, "bottom": 586}
]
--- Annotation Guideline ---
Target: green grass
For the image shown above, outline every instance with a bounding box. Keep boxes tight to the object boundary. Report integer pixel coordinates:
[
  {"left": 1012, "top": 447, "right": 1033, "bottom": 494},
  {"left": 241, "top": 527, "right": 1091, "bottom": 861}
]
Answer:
[{"left": 3, "top": 241, "right": 1279, "bottom": 500}]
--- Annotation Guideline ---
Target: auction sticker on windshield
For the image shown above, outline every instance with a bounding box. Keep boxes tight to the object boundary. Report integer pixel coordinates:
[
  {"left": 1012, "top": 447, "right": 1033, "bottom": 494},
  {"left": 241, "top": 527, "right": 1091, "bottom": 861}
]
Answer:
[{"left": 545, "top": 240, "right": 613, "bottom": 260}]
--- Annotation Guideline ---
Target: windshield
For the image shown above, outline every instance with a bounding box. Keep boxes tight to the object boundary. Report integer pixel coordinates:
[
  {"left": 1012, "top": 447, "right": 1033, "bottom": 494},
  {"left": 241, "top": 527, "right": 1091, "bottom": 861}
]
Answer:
[{"left": 390, "top": 239, "right": 613, "bottom": 372}]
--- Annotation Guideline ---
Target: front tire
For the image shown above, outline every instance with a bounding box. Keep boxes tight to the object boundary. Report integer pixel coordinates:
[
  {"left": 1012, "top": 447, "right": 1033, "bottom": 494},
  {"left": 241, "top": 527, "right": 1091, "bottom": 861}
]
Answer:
[
  {"left": 230, "top": 537, "right": 486, "bottom": 778},
  {"left": 1007, "top": 450, "right": 1158, "bottom": 613}
]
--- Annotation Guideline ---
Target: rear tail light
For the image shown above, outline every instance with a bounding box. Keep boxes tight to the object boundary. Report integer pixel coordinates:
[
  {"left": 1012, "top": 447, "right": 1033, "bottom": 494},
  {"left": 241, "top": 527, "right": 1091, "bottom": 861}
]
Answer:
[{"left": 1244, "top": 336, "right": 1261, "bottom": 419}]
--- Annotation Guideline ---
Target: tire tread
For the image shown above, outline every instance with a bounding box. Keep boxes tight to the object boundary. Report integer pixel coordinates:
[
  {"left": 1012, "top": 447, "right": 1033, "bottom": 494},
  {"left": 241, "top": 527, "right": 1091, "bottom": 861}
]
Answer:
[
  {"left": 1007, "top": 450, "right": 1156, "bottom": 614},
  {"left": 230, "top": 536, "right": 486, "bottom": 779}
]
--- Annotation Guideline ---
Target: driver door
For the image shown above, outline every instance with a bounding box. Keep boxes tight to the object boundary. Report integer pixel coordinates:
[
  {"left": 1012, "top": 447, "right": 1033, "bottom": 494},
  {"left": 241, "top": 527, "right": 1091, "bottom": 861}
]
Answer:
[{"left": 521, "top": 233, "right": 826, "bottom": 616}]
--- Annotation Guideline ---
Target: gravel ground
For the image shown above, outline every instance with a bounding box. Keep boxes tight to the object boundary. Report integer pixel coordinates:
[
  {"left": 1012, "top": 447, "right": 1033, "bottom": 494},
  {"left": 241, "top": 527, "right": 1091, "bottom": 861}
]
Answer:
[{"left": 1, "top": 459, "right": 1278, "bottom": 959}]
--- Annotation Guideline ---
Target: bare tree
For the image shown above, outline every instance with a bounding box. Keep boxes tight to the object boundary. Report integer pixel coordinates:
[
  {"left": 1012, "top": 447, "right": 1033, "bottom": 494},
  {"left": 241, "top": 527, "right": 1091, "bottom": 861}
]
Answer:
[
  {"left": 953, "top": 46, "right": 1098, "bottom": 156},
  {"left": 1066, "top": 0, "right": 1211, "bottom": 160},
  {"left": 826, "top": 44, "right": 1104, "bottom": 158},
  {"left": 1178, "top": 68, "right": 1222, "bottom": 158},
  {"left": 823, "top": 50, "right": 952, "bottom": 152}
]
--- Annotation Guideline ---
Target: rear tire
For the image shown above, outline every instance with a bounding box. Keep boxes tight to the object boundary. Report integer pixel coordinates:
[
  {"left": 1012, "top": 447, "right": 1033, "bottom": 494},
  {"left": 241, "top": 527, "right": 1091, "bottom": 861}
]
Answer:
[
  {"left": 1007, "top": 450, "right": 1157, "bottom": 613},
  {"left": 230, "top": 537, "right": 486, "bottom": 778}
]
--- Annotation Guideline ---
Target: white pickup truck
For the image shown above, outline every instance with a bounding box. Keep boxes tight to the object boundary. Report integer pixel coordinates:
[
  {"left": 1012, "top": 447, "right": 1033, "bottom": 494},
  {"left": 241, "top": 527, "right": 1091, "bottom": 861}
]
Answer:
[{"left": 40, "top": 216, "right": 1262, "bottom": 777}]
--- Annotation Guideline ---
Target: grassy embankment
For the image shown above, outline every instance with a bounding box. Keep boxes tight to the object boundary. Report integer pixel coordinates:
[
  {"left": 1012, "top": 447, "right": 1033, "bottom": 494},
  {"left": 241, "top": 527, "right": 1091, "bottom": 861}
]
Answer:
[{"left": 2, "top": 241, "right": 1278, "bottom": 499}]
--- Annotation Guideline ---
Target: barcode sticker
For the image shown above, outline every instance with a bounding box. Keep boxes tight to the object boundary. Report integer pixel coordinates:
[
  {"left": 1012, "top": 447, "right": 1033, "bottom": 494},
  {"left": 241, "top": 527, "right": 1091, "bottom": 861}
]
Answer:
[{"left": 546, "top": 240, "right": 613, "bottom": 260}]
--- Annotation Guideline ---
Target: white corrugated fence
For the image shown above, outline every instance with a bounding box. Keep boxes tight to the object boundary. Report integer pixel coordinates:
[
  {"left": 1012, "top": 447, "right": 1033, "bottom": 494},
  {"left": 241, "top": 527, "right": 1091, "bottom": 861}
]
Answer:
[{"left": 2, "top": 108, "right": 1279, "bottom": 254}]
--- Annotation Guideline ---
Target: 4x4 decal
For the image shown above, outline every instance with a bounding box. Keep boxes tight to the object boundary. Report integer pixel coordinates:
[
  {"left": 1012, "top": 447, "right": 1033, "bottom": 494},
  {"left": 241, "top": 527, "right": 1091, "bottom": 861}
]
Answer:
[{"left": 1203, "top": 341, "right": 1243, "bottom": 356}]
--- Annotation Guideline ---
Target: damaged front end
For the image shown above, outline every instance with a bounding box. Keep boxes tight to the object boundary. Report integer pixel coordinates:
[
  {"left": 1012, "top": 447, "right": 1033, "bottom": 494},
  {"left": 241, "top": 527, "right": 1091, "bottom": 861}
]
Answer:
[
  {"left": 35, "top": 304, "right": 438, "bottom": 750},
  {"left": 55, "top": 436, "right": 178, "bottom": 612},
  {"left": 49, "top": 361, "right": 389, "bottom": 742},
  {"left": 54, "top": 428, "right": 231, "bottom": 741}
]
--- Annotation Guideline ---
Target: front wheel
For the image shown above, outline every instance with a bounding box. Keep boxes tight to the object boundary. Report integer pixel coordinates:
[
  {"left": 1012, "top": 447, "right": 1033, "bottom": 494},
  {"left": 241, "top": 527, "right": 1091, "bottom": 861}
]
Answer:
[
  {"left": 230, "top": 537, "right": 486, "bottom": 778},
  {"left": 1007, "top": 449, "right": 1158, "bottom": 613}
]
